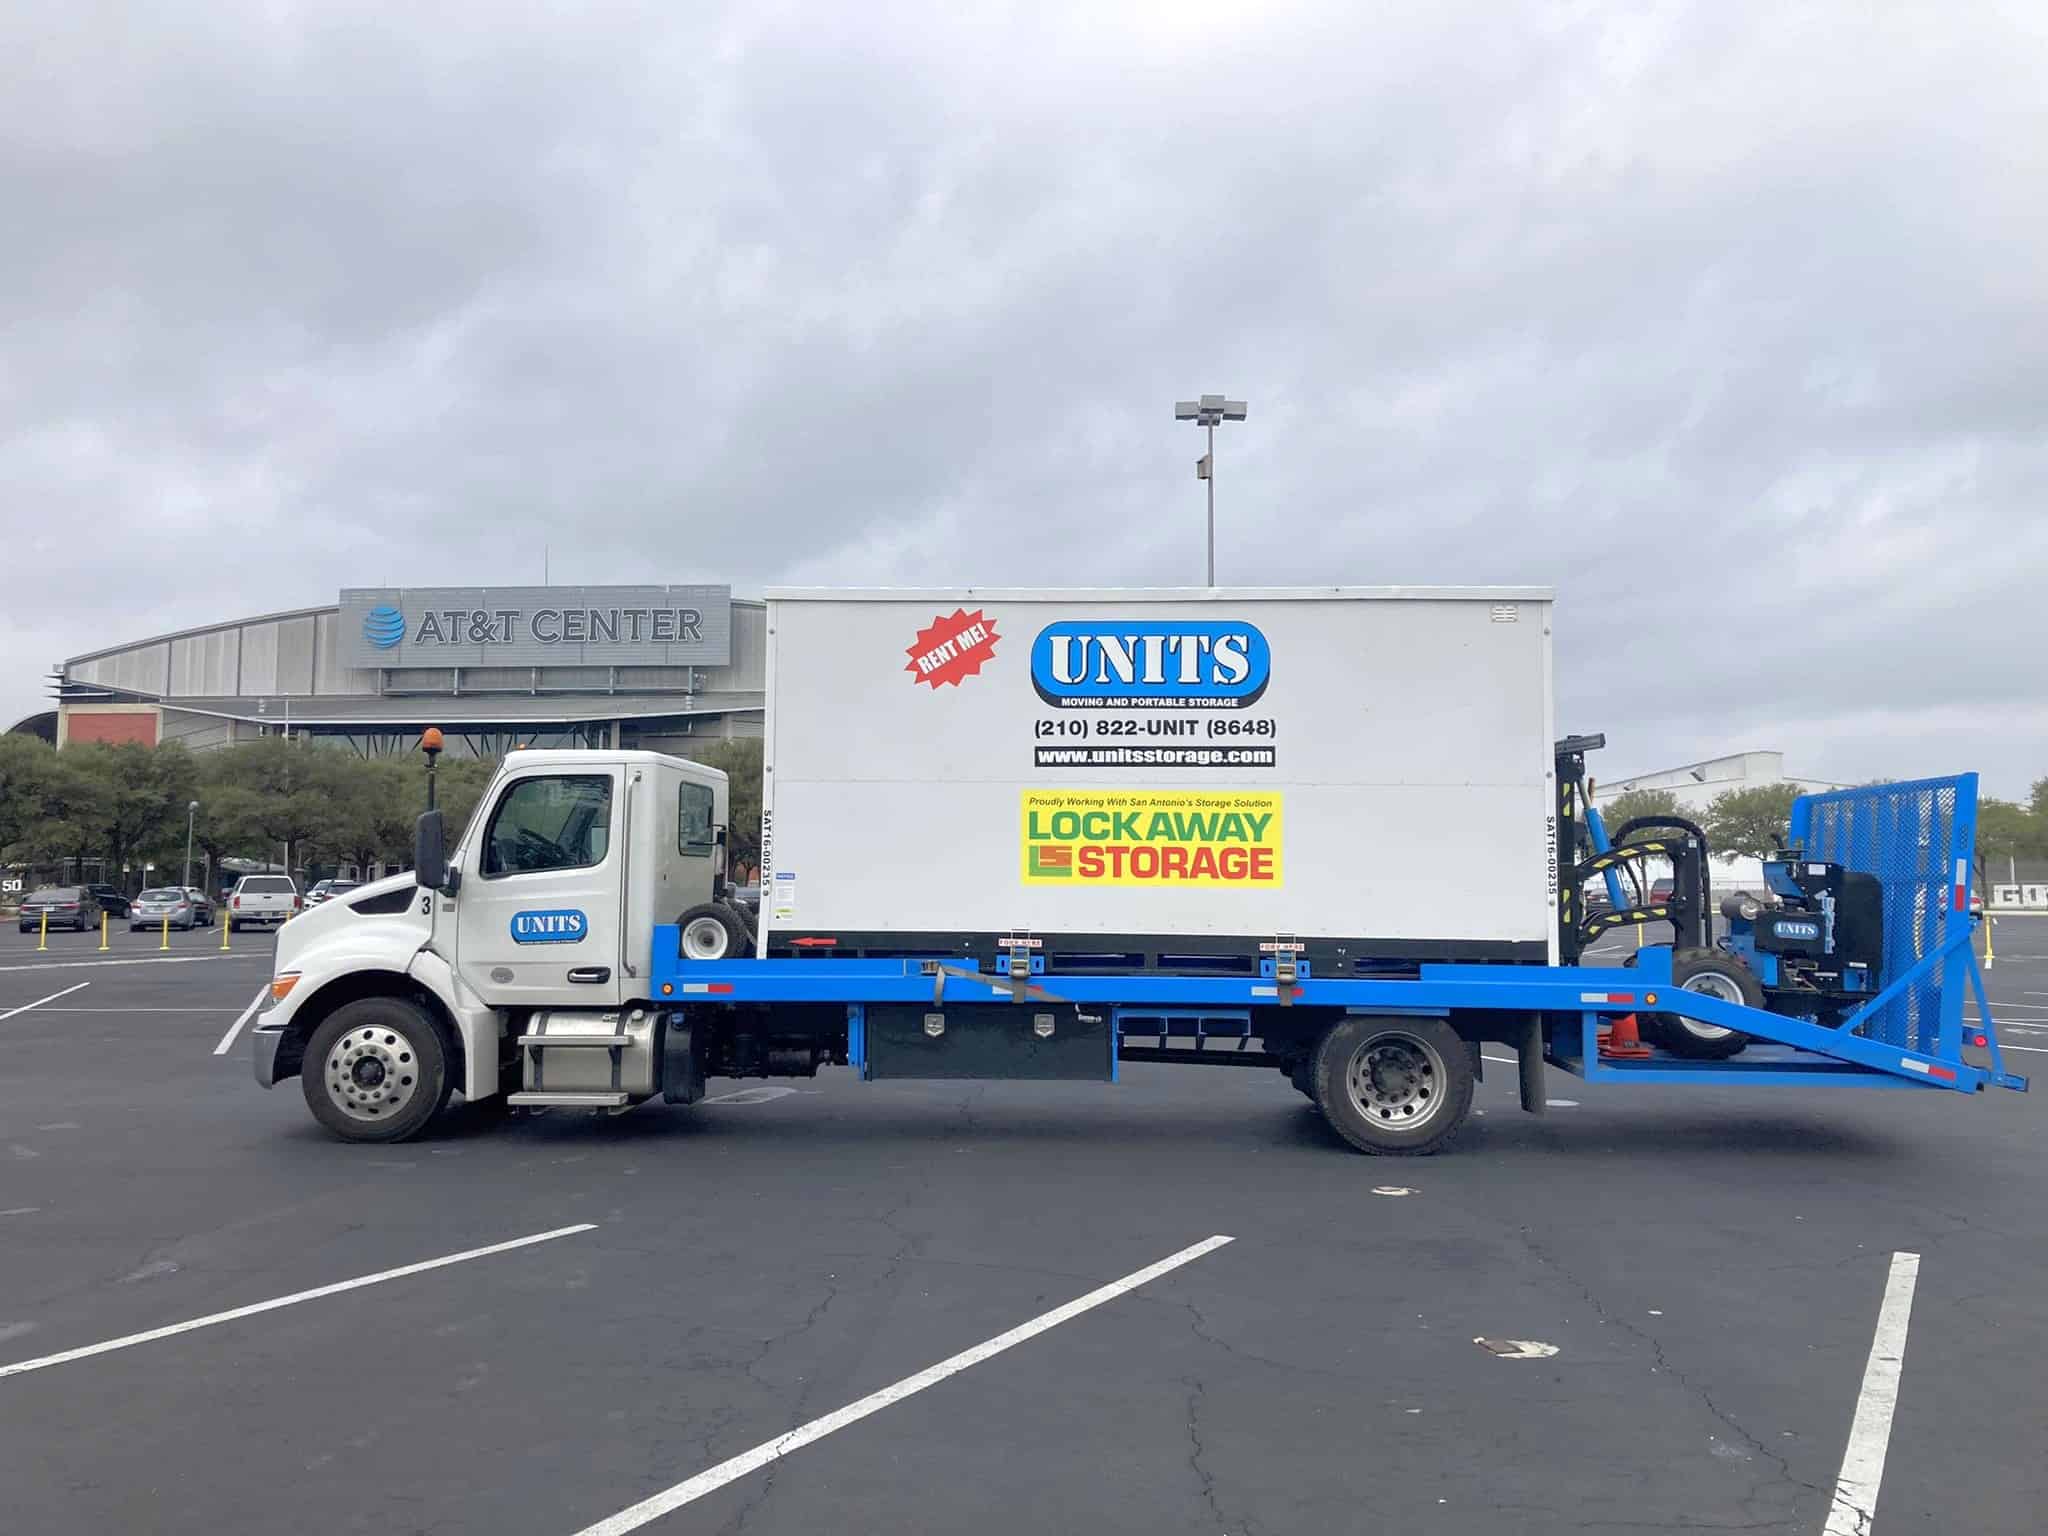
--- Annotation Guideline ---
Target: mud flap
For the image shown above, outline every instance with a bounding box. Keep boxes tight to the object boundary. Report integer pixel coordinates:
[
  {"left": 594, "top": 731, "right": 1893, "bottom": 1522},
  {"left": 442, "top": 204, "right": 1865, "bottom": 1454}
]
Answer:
[
  {"left": 1518, "top": 1013, "right": 1546, "bottom": 1114},
  {"left": 662, "top": 1011, "right": 707, "bottom": 1104}
]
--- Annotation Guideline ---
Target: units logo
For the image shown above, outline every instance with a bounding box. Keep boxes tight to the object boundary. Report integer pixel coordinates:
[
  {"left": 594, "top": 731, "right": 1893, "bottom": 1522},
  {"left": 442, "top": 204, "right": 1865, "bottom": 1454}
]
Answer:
[
  {"left": 1021, "top": 789, "right": 1282, "bottom": 886},
  {"left": 509, "top": 908, "right": 588, "bottom": 944},
  {"left": 362, "top": 604, "right": 407, "bottom": 650},
  {"left": 1029, "top": 620, "right": 1270, "bottom": 709}
]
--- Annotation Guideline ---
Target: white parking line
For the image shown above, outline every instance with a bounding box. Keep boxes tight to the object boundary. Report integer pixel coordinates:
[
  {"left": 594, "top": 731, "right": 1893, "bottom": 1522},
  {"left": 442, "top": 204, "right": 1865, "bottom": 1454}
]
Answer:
[
  {"left": 0, "top": 982, "right": 91, "bottom": 1021},
  {"left": 1822, "top": 1252, "right": 1920, "bottom": 1536},
  {"left": 0, "top": 955, "right": 261, "bottom": 974},
  {"left": 213, "top": 989, "right": 269, "bottom": 1056},
  {"left": 1481, "top": 1054, "right": 1518, "bottom": 1067},
  {"left": 1991, "top": 1043, "right": 2048, "bottom": 1054},
  {"left": 570, "top": 1234, "right": 1235, "bottom": 1536},
  {"left": 0, "top": 1223, "right": 596, "bottom": 1380}
]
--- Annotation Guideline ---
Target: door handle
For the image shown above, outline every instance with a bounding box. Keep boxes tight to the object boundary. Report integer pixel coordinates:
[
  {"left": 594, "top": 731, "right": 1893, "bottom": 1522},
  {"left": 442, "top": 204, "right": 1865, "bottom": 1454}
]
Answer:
[{"left": 567, "top": 967, "right": 611, "bottom": 984}]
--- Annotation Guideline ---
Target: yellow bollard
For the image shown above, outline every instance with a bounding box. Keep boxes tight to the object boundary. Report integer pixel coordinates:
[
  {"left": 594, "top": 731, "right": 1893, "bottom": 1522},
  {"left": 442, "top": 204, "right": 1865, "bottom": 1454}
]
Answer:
[
  {"left": 220, "top": 910, "right": 230, "bottom": 951},
  {"left": 1983, "top": 911, "right": 1995, "bottom": 971},
  {"left": 100, "top": 911, "right": 110, "bottom": 951},
  {"left": 160, "top": 913, "right": 171, "bottom": 951},
  {"left": 38, "top": 908, "right": 48, "bottom": 951}
]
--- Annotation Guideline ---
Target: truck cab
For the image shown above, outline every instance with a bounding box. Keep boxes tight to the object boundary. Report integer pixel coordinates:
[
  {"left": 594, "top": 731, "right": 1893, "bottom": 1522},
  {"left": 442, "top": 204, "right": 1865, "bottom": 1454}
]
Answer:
[{"left": 252, "top": 750, "right": 739, "bottom": 1140}]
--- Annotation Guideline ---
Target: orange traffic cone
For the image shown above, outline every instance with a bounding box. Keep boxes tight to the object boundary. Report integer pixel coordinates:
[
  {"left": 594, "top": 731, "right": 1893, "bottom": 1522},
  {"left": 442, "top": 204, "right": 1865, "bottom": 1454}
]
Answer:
[{"left": 1598, "top": 1012, "right": 1654, "bottom": 1060}]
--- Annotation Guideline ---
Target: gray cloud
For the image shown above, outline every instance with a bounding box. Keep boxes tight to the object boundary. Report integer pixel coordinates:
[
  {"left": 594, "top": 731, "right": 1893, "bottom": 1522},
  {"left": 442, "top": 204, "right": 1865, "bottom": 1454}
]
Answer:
[{"left": 4, "top": 1, "right": 2044, "bottom": 795}]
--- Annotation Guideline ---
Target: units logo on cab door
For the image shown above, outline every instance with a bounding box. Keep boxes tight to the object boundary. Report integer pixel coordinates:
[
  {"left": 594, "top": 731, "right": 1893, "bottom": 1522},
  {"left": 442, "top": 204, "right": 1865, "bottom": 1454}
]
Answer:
[{"left": 509, "top": 909, "right": 589, "bottom": 944}]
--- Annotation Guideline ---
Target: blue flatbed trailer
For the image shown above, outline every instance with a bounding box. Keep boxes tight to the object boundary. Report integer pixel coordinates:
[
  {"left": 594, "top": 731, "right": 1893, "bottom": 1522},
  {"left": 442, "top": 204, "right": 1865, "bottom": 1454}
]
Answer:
[{"left": 649, "top": 774, "right": 2026, "bottom": 1154}]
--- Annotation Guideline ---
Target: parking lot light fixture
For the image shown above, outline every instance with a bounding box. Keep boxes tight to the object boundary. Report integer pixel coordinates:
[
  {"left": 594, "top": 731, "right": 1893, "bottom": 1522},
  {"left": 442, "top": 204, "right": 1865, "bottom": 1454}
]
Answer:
[{"left": 1173, "top": 394, "right": 1248, "bottom": 586}]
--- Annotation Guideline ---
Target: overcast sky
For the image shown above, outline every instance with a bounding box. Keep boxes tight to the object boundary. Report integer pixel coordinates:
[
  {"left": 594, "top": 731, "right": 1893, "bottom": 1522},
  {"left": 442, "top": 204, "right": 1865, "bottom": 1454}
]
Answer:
[{"left": 4, "top": 2, "right": 2044, "bottom": 795}]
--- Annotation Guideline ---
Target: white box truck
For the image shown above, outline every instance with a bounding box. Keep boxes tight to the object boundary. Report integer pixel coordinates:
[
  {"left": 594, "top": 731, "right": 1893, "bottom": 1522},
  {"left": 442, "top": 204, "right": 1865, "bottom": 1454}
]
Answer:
[
  {"left": 761, "top": 588, "right": 1558, "bottom": 966},
  {"left": 249, "top": 587, "right": 2023, "bottom": 1155}
]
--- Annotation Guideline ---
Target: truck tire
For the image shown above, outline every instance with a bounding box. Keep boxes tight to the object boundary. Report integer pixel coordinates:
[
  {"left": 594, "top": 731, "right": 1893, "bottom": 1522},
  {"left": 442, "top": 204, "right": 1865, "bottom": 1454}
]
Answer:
[
  {"left": 1654, "top": 948, "right": 1759, "bottom": 1060},
  {"left": 1310, "top": 1015, "right": 1474, "bottom": 1156},
  {"left": 678, "top": 903, "right": 747, "bottom": 961},
  {"left": 301, "top": 997, "right": 451, "bottom": 1143}
]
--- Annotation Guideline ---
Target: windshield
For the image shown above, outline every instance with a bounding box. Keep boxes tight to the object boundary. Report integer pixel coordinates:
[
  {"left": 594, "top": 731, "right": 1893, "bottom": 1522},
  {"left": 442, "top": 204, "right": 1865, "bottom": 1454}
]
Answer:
[
  {"left": 29, "top": 888, "right": 79, "bottom": 901},
  {"left": 139, "top": 889, "right": 185, "bottom": 900},
  {"left": 240, "top": 877, "right": 296, "bottom": 894}
]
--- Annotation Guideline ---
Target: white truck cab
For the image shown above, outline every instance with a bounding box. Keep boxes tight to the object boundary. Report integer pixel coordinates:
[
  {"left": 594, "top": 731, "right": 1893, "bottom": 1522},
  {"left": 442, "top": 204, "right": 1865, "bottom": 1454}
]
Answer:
[{"left": 252, "top": 749, "right": 743, "bottom": 1141}]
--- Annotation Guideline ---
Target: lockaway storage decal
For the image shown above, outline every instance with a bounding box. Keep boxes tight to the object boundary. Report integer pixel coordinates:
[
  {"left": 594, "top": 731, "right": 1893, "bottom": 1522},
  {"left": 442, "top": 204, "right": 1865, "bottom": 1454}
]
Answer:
[{"left": 1021, "top": 790, "right": 1283, "bottom": 887}]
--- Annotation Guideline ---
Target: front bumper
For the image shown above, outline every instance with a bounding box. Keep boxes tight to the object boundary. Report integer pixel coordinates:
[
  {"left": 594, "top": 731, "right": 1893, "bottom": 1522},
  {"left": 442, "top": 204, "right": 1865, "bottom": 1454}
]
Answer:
[{"left": 252, "top": 1021, "right": 286, "bottom": 1087}]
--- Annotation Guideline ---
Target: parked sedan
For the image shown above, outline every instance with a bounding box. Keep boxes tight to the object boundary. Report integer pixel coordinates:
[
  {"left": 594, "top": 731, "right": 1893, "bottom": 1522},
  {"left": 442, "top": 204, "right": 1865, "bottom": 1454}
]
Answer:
[
  {"left": 86, "top": 883, "right": 131, "bottom": 919},
  {"left": 18, "top": 886, "right": 102, "bottom": 933},
  {"left": 131, "top": 887, "right": 202, "bottom": 931},
  {"left": 183, "top": 888, "right": 214, "bottom": 925},
  {"left": 304, "top": 879, "right": 361, "bottom": 907}
]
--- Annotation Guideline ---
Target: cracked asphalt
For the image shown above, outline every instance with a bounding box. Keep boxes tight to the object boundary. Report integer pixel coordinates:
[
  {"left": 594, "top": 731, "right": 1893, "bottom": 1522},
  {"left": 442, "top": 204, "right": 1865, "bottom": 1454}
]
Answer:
[{"left": 1, "top": 921, "right": 2044, "bottom": 1535}]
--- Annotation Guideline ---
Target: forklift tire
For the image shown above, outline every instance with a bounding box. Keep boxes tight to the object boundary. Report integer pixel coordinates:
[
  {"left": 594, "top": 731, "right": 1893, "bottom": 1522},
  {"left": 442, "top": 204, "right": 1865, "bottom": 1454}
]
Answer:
[
  {"left": 1654, "top": 949, "right": 1760, "bottom": 1060},
  {"left": 678, "top": 903, "right": 747, "bottom": 962},
  {"left": 1310, "top": 1015, "right": 1474, "bottom": 1156},
  {"left": 301, "top": 997, "right": 451, "bottom": 1143}
]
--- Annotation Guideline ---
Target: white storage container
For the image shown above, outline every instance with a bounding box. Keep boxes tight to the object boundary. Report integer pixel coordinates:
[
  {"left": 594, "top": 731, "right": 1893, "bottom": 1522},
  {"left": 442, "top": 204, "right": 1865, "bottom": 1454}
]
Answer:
[{"left": 760, "top": 588, "right": 1556, "bottom": 964}]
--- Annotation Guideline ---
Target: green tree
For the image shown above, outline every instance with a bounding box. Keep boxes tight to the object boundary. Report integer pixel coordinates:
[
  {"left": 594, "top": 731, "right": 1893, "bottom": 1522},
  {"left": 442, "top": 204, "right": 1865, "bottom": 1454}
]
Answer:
[
  {"left": 1704, "top": 783, "right": 1801, "bottom": 859},
  {"left": 1594, "top": 788, "right": 1686, "bottom": 848},
  {"left": 686, "top": 738, "right": 764, "bottom": 873},
  {"left": 62, "top": 743, "right": 198, "bottom": 892},
  {"left": 328, "top": 760, "right": 417, "bottom": 876},
  {"left": 2030, "top": 777, "right": 2048, "bottom": 820},
  {"left": 0, "top": 735, "right": 66, "bottom": 859},
  {"left": 1976, "top": 799, "right": 2048, "bottom": 888}
]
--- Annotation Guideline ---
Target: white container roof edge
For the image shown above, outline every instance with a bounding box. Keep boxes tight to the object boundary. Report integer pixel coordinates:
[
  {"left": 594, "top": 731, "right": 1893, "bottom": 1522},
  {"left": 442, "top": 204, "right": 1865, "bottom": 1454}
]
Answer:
[{"left": 765, "top": 585, "right": 1554, "bottom": 603}]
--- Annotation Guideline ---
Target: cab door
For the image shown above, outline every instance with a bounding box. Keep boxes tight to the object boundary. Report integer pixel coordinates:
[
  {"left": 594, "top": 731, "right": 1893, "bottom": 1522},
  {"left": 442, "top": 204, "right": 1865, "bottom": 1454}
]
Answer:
[{"left": 453, "top": 765, "right": 626, "bottom": 1008}]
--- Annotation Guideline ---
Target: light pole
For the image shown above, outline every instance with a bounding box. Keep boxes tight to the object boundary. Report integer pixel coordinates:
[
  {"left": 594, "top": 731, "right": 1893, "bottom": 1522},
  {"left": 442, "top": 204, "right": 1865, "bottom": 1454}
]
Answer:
[
  {"left": 1174, "top": 394, "right": 1248, "bottom": 586},
  {"left": 184, "top": 800, "right": 198, "bottom": 890}
]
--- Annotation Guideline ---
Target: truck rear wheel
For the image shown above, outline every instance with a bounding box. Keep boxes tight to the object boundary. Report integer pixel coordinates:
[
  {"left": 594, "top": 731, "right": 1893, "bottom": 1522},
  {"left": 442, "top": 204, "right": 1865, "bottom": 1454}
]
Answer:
[
  {"left": 1653, "top": 949, "right": 1759, "bottom": 1060},
  {"left": 301, "top": 997, "right": 450, "bottom": 1143},
  {"left": 678, "top": 903, "right": 747, "bottom": 961},
  {"left": 1311, "top": 1015, "right": 1473, "bottom": 1156}
]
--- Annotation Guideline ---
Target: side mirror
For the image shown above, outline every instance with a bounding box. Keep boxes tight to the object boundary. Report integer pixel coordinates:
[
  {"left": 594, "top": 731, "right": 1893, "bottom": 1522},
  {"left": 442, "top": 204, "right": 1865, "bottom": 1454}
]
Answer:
[{"left": 414, "top": 809, "right": 447, "bottom": 892}]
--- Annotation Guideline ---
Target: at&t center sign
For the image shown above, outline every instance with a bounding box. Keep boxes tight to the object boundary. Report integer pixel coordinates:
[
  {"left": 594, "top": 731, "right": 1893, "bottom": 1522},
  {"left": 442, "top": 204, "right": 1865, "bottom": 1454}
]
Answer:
[{"left": 338, "top": 586, "right": 732, "bottom": 668}]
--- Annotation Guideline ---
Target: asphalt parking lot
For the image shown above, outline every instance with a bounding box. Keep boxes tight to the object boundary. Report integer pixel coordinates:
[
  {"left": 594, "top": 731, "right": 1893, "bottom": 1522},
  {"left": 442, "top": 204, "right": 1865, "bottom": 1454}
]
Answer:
[{"left": 2, "top": 920, "right": 2044, "bottom": 1535}]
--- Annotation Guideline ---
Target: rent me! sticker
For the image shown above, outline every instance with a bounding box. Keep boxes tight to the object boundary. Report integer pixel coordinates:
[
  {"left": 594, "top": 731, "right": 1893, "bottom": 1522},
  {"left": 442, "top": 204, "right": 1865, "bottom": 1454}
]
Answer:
[{"left": 1020, "top": 789, "right": 1282, "bottom": 886}]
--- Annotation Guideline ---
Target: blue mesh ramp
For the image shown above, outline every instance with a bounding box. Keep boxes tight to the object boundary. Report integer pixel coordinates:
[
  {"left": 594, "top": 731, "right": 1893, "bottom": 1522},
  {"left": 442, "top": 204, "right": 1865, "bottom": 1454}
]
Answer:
[{"left": 1791, "top": 774, "right": 1975, "bottom": 1058}]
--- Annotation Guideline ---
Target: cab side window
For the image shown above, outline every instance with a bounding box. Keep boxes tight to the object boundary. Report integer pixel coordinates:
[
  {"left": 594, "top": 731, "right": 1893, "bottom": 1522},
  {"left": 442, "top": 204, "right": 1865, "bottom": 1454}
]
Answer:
[
  {"left": 483, "top": 775, "right": 613, "bottom": 877},
  {"left": 679, "top": 782, "right": 716, "bottom": 857}
]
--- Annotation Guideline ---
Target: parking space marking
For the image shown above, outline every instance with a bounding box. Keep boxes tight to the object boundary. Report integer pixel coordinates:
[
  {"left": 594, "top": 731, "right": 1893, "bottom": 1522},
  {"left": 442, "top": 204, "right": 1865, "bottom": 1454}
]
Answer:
[
  {"left": 571, "top": 1234, "right": 1235, "bottom": 1536},
  {"left": 0, "top": 982, "right": 91, "bottom": 1021},
  {"left": 0, "top": 955, "right": 262, "bottom": 974},
  {"left": 213, "top": 988, "right": 270, "bottom": 1056},
  {"left": 0, "top": 1223, "right": 596, "bottom": 1381},
  {"left": 1991, "top": 1042, "right": 2048, "bottom": 1054},
  {"left": 1481, "top": 1053, "right": 1518, "bottom": 1067},
  {"left": 1821, "top": 1252, "right": 1920, "bottom": 1536}
]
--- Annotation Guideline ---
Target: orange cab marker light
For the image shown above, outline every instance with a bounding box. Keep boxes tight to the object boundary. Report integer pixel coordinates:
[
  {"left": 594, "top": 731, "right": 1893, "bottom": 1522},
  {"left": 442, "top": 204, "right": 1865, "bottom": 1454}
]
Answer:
[{"left": 270, "top": 973, "right": 301, "bottom": 1003}]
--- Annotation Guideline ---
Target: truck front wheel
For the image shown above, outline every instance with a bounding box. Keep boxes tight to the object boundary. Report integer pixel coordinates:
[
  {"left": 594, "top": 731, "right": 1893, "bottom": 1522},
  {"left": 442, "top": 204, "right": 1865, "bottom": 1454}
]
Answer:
[
  {"left": 301, "top": 997, "right": 451, "bottom": 1143},
  {"left": 1311, "top": 1015, "right": 1474, "bottom": 1156}
]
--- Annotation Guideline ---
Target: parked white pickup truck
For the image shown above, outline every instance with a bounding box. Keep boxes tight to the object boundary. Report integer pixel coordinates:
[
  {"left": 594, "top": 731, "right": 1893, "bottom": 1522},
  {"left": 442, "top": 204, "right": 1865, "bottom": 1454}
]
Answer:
[{"left": 229, "top": 874, "right": 301, "bottom": 931}]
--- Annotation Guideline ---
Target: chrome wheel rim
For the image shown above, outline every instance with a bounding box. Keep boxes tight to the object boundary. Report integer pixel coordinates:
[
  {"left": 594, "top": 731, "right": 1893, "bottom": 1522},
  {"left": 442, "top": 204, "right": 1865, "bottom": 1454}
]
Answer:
[
  {"left": 325, "top": 1024, "right": 422, "bottom": 1123},
  {"left": 1344, "top": 1032, "right": 1447, "bottom": 1130}
]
